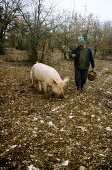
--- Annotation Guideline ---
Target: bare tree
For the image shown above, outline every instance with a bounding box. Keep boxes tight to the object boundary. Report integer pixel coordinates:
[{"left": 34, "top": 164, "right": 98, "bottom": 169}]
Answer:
[
  {"left": 99, "top": 21, "right": 112, "bottom": 59},
  {"left": 0, "top": 0, "right": 22, "bottom": 54},
  {"left": 17, "top": 0, "right": 59, "bottom": 63}
]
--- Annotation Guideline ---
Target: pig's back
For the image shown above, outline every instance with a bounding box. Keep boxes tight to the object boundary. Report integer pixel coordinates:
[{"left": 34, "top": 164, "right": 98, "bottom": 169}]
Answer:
[{"left": 33, "top": 63, "right": 61, "bottom": 82}]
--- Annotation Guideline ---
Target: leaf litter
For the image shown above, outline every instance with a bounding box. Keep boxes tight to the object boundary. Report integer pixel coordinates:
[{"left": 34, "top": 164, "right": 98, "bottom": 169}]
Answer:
[{"left": 0, "top": 51, "right": 112, "bottom": 169}]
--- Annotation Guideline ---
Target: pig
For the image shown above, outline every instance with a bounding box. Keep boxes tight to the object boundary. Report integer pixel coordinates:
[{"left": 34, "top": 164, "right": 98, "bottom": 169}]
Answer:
[{"left": 30, "top": 62, "right": 69, "bottom": 97}]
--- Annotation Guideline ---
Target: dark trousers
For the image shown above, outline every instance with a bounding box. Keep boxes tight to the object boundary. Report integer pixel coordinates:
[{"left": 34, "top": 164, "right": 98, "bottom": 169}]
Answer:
[{"left": 75, "top": 69, "right": 88, "bottom": 89}]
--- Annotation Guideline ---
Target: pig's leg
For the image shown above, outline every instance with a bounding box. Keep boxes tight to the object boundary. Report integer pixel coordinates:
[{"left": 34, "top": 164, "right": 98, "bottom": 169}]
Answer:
[
  {"left": 38, "top": 81, "right": 42, "bottom": 91},
  {"left": 31, "top": 77, "right": 34, "bottom": 86},
  {"left": 30, "top": 74, "right": 34, "bottom": 86},
  {"left": 43, "top": 83, "right": 47, "bottom": 93}
]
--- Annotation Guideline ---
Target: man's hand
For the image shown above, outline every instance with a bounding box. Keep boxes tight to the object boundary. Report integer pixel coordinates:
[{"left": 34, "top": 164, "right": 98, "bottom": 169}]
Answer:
[{"left": 72, "top": 54, "right": 76, "bottom": 57}]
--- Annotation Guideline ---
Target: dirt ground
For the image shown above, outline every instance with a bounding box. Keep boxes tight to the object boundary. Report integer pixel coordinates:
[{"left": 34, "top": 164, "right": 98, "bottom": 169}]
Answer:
[{"left": 0, "top": 49, "right": 112, "bottom": 170}]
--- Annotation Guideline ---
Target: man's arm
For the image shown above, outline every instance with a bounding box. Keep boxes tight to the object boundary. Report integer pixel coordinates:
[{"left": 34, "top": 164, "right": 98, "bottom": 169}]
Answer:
[
  {"left": 89, "top": 49, "right": 95, "bottom": 70},
  {"left": 68, "top": 48, "right": 78, "bottom": 59}
]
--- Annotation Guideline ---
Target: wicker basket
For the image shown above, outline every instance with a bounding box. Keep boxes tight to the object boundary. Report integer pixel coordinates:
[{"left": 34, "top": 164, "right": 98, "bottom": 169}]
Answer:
[{"left": 88, "top": 71, "right": 97, "bottom": 81}]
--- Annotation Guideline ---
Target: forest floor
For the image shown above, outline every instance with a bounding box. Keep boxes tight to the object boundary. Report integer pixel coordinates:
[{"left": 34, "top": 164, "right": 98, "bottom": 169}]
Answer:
[{"left": 0, "top": 49, "right": 112, "bottom": 170}]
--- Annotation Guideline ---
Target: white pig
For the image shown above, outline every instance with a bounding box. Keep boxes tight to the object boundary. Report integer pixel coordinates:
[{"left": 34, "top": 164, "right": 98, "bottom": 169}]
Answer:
[{"left": 30, "top": 62, "right": 69, "bottom": 97}]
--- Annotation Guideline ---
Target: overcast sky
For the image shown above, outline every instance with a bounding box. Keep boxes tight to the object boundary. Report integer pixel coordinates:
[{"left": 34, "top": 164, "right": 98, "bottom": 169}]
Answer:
[{"left": 55, "top": 0, "right": 112, "bottom": 21}]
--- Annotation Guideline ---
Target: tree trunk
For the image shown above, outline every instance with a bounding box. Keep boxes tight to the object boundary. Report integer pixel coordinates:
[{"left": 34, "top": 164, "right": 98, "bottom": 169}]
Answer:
[
  {"left": 0, "top": 29, "right": 4, "bottom": 54},
  {"left": 0, "top": 43, "right": 4, "bottom": 54}
]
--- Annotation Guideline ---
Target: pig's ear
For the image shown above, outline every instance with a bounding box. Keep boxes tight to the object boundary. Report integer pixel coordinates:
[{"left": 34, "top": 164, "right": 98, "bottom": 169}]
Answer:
[
  {"left": 53, "top": 79, "right": 58, "bottom": 84},
  {"left": 63, "top": 77, "right": 69, "bottom": 86}
]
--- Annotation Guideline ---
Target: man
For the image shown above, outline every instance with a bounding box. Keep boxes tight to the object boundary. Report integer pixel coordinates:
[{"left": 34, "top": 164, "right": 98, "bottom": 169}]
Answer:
[{"left": 68, "top": 39, "right": 95, "bottom": 91}]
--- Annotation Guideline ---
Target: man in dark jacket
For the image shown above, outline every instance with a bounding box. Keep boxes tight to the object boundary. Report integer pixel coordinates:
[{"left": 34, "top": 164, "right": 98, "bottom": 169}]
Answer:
[{"left": 68, "top": 39, "right": 95, "bottom": 91}]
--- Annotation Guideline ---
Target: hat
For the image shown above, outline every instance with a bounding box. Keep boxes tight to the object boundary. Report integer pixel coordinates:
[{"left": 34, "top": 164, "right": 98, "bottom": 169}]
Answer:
[
  {"left": 78, "top": 39, "right": 86, "bottom": 46},
  {"left": 88, "top": 71, "right": 97, "bottom": 81}
]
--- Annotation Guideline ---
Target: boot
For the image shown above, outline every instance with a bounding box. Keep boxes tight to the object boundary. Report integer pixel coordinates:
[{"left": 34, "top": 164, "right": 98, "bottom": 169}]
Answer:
[
  {"left": 77, "top": 86, "right": 81, "bottom": 91},
  {"left": 81, "top": 84, "right": 84, "bottom": 91}
]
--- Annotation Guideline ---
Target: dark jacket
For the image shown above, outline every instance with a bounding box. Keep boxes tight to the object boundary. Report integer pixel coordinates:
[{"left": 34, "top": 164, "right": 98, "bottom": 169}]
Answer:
[{"left": 68, "top": 46, "right": 95, "bottom": 70}]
